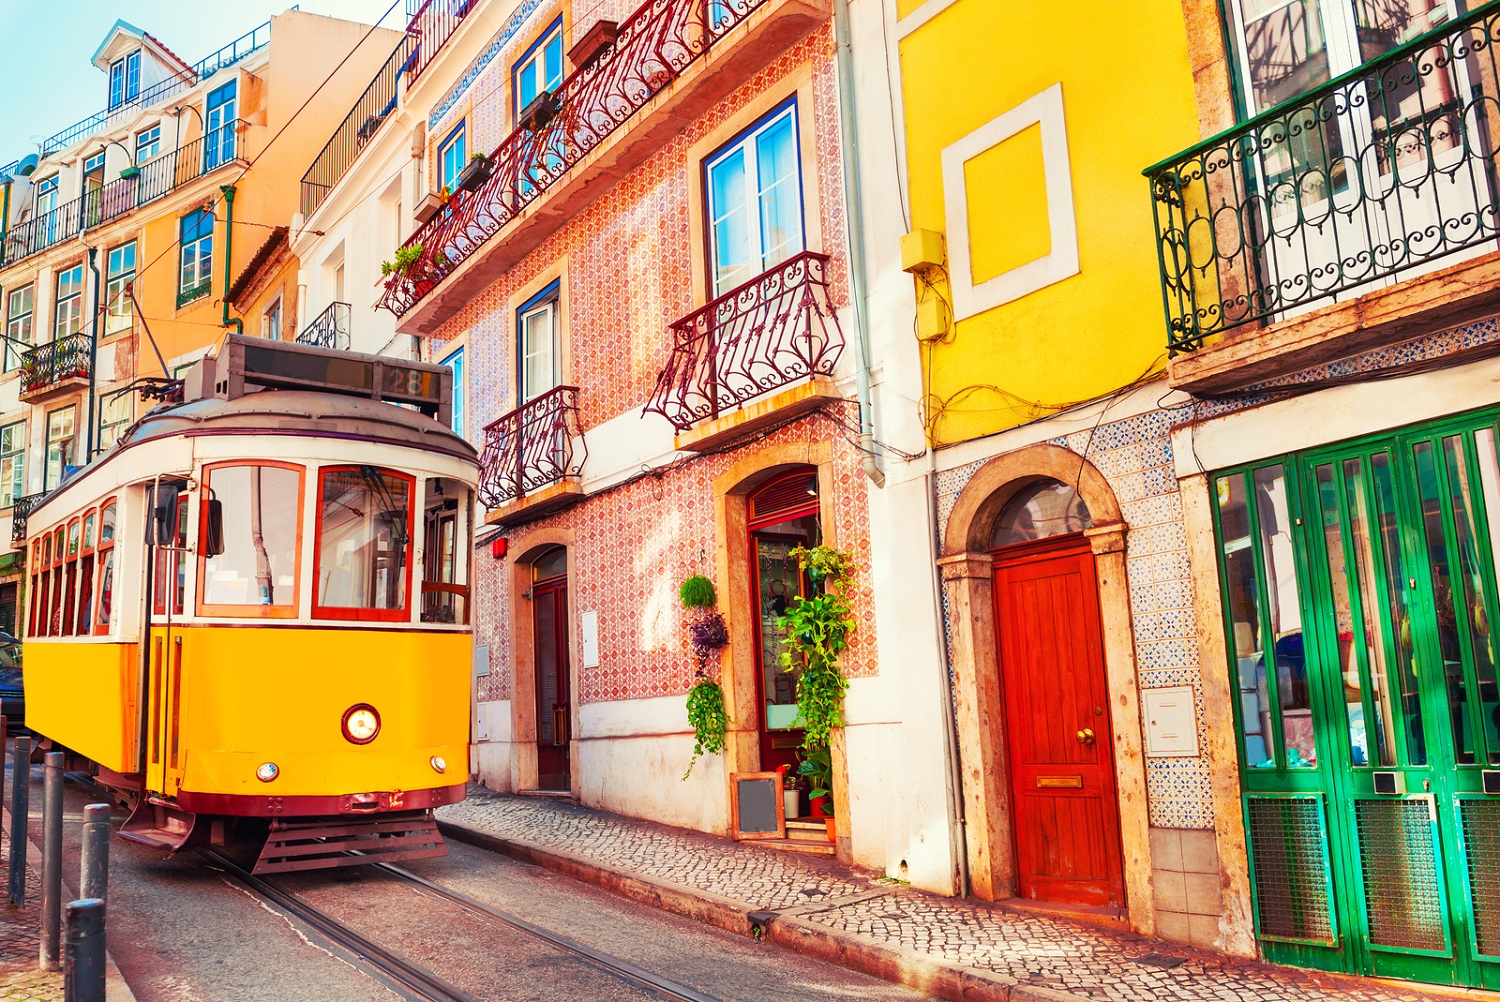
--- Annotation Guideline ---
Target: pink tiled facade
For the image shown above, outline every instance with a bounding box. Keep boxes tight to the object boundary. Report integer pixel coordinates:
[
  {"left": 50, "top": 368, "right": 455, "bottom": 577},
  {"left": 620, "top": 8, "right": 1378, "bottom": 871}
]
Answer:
[{"left": 431, "top": 19, "right": 875, "bottom": 706}]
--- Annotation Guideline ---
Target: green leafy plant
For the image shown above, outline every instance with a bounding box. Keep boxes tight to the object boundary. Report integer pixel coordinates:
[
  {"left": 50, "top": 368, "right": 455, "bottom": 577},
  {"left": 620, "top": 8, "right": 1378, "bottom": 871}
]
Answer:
[
  {"left": 679, "top": 574, "right": 717, "bottom": 609},
  {"left": 796, "top": 747, "right": 834, "bottom": 816},
  {"left": 390, "top": 243, "right": 424, "bottom": 277},
  {"left": 470, "top": 151, "right": 489, "bottom": 164},
  {"left": 777, "top": 545, "right": 856, "bottom": 753},
  {"left": 683, "top": 676, "right": 726, "bottom": 780}
]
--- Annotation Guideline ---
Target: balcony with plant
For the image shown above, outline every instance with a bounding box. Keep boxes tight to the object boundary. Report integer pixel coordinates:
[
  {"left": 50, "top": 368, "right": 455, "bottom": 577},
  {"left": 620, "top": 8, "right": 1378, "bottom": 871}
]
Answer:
[{"left": 18, "top": 333, "right": 92, "bottom": 402}]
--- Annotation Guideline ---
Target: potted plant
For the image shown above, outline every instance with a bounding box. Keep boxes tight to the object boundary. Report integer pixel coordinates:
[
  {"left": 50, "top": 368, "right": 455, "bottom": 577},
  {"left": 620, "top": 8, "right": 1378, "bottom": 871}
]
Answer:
[
  {"left": 456, "top": 152, "right": 493, "bottom": 194},
  {"left": 518, "top": 89, "right": 563, "bottom": 132},
  {"left": 776, "top": 764, "right": 802, "bottom": 819},
  {"left": 797, "top": 747, "right": 832, "bottom": 820},
  {"left": 681, "top": 575, "right": 729, "bottom": 779}
]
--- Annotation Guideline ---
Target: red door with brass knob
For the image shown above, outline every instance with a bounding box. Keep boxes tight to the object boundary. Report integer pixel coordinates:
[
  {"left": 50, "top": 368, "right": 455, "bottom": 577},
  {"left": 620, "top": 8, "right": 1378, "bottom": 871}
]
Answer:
[{"left": 992, "top": 534, "right": 1125, "bottom": 908}]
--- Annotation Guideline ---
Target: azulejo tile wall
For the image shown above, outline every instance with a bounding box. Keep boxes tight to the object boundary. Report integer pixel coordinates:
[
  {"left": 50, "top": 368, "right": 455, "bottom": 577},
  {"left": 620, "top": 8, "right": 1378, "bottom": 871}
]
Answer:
[
  {"left": 930, "top": 313, "right": 1500, "bottom": 831},
  {"left": 441, "top": 27, "right": 870, "bottom": 707}
]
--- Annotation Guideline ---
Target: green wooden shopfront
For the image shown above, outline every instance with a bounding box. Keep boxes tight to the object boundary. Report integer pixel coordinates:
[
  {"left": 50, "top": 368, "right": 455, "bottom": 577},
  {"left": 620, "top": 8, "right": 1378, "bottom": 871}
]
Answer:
[{"left": 1211, "top": 407, "right": 1500, "bottom": 989}]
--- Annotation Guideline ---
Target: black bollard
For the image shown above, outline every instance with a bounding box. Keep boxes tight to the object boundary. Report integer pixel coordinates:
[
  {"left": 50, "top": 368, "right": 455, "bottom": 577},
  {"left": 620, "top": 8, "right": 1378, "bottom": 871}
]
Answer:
[
  {"left": 63, "top": 898, "right": 106, "bottom": 1002},
  {"left": 7, "top": 734, "right": 29, "bottom": 906},
  {"left": 40, "top": 750, "right": 63, "bottom": 971},
  {"left": 0, "top": 711, "right": 7, "bottom": 815},
  {"left": 80, "top": 805, "right": 109, "bottom": 901}
]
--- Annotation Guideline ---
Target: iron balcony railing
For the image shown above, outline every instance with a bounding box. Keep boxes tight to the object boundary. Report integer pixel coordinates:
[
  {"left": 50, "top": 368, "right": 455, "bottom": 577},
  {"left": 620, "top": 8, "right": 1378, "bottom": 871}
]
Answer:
[
  {"left": 478, "top": 385, "right": 586, "bottom": 508},
  {"left": 644, "top": 251, "right": 843, "bottom": 431},
  {"left": 3, "top": 122, "right": 243, "bottom": 268},
  {"left": 20, "top": 333, "right": 92, "bottom": 398},
  {"left": 1147, "top": 5, "right": 1500, "bottom": 354},
  {"left": 301, "top": 36, "right": 416, "bottom": 217},
  {"left": 40, "top": 21, "right": 270, "bottom": 157},
  {"left": 406, "top": 0, "right": 479, "bottom": 83},
  {"left": 296, "top": 302, "right": 352, "bottom": 350},
  {"left": 378, "top": 0, "right": 766, "bottom": 317},
  {"left": 10, "top": 493, "right": 46, "bottom": 545}
]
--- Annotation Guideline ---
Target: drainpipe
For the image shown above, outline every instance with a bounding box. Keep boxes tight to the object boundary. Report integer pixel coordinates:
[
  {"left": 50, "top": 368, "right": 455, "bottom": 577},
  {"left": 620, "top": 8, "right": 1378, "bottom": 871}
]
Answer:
[
  {"left": 833, "top": 0, "right": 883, "bottom": 488},
  {"left": 85, "top": 245, "right": 101, "bottom": 462},
  {"left": 928, "top": 444, "right": 971, "bottom": 897},
  {"left": 220, "top": 185, "right": 243, "bottom": 335}
]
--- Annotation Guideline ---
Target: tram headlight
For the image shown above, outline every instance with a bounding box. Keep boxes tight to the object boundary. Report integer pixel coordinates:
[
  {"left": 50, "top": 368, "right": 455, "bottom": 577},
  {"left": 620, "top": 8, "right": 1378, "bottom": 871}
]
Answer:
[
  {"left": 256, "top": 762, "right": 279, "bottom": 783},
  {"left": 341, "top": 704, "right": 381, "bottom": 745},
  {"left": 430, "top": 756, "right": 447, "bottom": 774}
]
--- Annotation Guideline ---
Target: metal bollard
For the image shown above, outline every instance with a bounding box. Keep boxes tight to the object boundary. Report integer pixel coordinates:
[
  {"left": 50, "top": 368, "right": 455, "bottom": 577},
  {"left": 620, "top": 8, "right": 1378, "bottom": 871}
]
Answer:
[
  {"left": 7, "top": 734, "right": 29, "bottom": 906},
  {"left": 80, "top": 805, "right": 109, "bottom": 901},
  {"left": 63, "top": 898, "right": 106, "bottom": 1002},
  {"left": 1, "top": 711, "right": 7, "bottom": 815},
  {"left": 40, "top": 750, "right": 63, "bottom": 971}
]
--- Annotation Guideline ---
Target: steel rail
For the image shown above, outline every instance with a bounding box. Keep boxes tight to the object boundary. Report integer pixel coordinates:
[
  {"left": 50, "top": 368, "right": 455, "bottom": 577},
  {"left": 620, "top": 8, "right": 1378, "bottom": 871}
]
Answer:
[
  {"left": 204, "top": 848, "right": 722, "bottom": 1002},
  {"left": 202, "top": 849, "right": 480, "bottom": 1002},
  {"left": 374, "top": 861, "right": 723, "bottom": 1002}
]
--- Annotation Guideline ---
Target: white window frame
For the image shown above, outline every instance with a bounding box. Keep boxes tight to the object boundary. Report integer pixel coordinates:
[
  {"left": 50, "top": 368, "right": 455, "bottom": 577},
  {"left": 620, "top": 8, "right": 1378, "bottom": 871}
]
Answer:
[
  {"left": 105, "top": 242, "right": 137, "bottom": 335},
  {"left": 97, "top": 395, "right": 132, "bottom": 452},
  {"left": 518, "top": 285, "right": 560, "bottom": 404},
  {"left": 703, "top": 102, "right": 807, "bottom": 298},
  {"left": 55, "top": 265, "right": 85, "bottom": 340},
  {"left": 135, "top": 126, "right": 161, "bottom": 163},
  {"left": 109, "top": 51, "right": 140, "bottom": 110},
  {"left": 514, "top": 20, "right": 564, "bottom": 119},
  {"left": 0, "top": 421, "right": 23, "bottom": 508},
  {"left": 262, "top": 293, "right": 283, "bottom": 341},
  {"left": 45, "top": 405, "right": 75, "bottom": 491},
  {"left": 179, "top": 210, "right": 214, "bottom": 299},
  {"left": 5, "top": 285, "right": 33, "bottom": 373}
]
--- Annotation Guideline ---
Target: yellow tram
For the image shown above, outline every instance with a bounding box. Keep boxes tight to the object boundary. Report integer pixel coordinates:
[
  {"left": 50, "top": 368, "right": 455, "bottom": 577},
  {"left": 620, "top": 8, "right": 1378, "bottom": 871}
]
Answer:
[{"left": 22, "top": 336, "right": 478, "bottom": 871}]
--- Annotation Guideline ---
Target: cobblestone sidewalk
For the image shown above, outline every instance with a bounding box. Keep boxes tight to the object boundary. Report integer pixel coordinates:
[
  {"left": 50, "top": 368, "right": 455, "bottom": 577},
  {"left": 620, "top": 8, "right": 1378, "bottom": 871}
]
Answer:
[
  {"left": 439, "top": 786, "right": 1463, "bottom": 1002},
  {"left": 0, "top": 820, "right": 61, "bottom": 1002}
]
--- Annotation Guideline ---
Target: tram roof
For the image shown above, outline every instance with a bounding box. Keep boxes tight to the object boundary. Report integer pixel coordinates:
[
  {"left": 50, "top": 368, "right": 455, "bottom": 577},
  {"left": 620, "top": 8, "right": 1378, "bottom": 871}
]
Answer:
[{"left": 118, "top": 388, "right": 479, "bottom": 462}]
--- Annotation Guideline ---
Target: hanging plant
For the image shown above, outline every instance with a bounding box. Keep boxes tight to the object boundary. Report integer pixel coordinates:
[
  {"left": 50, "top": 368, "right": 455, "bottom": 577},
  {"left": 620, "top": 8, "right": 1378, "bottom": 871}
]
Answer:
[
  {"left": 777, "top": 545, "right": 857, "bottom": 753},
  {"left": 689, "top": 611, "right": 728, "bottom": 666},
  {"left": 683, "top": 676, "right": 727, "bottom": 780},
  {"left": 679, "top": 574, "right": 717, "bottom": 609}
]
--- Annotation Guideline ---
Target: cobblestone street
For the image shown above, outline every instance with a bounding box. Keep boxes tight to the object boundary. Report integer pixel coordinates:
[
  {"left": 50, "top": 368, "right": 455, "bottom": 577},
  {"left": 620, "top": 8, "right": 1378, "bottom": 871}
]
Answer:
[
  {"left": 439, "top": 788, "right": 1468, "bottom": 1002},
  {"left": 0, "top": 816, "right": 61, "bottom": 1002}
]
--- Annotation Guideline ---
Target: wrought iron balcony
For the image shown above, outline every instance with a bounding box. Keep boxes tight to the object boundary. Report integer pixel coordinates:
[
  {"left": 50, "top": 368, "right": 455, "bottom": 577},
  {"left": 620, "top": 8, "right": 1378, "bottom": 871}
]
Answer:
[
  {"left": 1147, "top": 5, "right": 1500, "bottom": 354},
  {"left": 40, "top": 21, "right": 270, "bottom": 157},
  {"left": 406, "top": 0, "right": 479, "bottom": 83},
  {"left": 10, "top": 493, "right": 46, "bottom": 546},
  {"left": 378, "top": 0, "right": 772, "bottom": 319},
  {"left": 644, "top": 251, "right": 843, "bottom": 432},
  {"left": 296, "top": 302, "right": 352, "bottom": 350},
  {"left": 19, "top": 334, "right": 92, "bottom": 401},
  {"left": 3, "top": 122, "right": 244, "bottom": 269},
  {"left": 301, "top": 36, "right": 415, "bottom": 217},
  {"left": 478, "top": 386, "right": 587, "bottom": 510}
]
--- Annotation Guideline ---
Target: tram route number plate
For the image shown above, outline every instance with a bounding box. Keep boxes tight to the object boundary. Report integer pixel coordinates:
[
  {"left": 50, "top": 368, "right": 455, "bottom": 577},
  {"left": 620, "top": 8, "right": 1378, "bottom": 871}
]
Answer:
[{"left": 383, "top": 365, "right": 439, "bottom": 401}]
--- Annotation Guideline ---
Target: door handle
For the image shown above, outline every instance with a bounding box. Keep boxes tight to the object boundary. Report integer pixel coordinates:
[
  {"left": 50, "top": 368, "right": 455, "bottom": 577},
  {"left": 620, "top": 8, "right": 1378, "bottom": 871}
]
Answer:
[
  {"left": 553, "top": 706, "right": 567, "bottom": 747},
  {"left": 1076, "top": 728, "right": 1096, "bottom": 745}
]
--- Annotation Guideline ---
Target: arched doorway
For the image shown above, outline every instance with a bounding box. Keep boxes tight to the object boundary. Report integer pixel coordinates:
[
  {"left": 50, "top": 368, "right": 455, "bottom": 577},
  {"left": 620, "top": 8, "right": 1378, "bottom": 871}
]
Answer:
[
  {"left": 989, "top": 478, "right": 1126, "bottom": 908},
  {"left": 530, "top": 545, "right": 570, "bottom": 791},
  {"left": 747, "top": 469, "right": 820, "bottom": 773}
]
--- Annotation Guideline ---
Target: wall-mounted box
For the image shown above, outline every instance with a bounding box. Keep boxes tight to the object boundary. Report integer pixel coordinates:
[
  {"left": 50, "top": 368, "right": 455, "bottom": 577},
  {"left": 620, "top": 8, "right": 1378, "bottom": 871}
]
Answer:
[
  {"left": 1142, "top": 685, "right": 1199, "bottom": 758},
  {"left": 900, "top": 228, "right": 946, "bottom": 274}
]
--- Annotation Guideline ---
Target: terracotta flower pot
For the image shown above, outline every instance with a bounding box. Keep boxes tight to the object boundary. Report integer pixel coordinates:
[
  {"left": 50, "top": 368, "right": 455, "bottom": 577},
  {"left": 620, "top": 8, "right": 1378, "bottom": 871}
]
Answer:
[
  {"left": 808, "top": 794, "right": 829, "bottom": 819},
  {"left": 824, "top": 816, "right": 836, "bottom": 843}
]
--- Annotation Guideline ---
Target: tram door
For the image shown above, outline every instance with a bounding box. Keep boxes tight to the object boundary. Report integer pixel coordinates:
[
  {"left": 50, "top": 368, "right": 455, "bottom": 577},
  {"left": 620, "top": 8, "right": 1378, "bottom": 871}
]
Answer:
[
  {"left": 146, "top": 483, "right": 189, "bottom": 797},
  {"left": 531, "top": 547, "right": 570, "bottom": 791}
]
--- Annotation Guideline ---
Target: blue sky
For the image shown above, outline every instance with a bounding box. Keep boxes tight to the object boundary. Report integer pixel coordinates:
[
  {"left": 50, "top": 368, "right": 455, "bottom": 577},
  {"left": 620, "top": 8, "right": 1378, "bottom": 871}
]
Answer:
[{"left": 0, "top": 0, "right": 405, "bottom": 164}]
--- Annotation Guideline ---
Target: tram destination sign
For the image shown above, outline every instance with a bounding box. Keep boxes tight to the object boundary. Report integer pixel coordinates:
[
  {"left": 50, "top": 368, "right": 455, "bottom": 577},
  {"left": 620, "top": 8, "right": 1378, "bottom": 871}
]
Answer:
[{"left": 195, "top": 336, "right": 452, "bottom": 424}]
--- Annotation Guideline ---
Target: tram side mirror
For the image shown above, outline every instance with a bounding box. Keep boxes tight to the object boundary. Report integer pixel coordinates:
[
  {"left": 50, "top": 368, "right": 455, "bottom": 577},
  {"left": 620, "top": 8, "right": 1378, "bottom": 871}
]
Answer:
[
  {"left": 149, "top": 486, "right": 178, "bottom": 546},
  {"left": 204, "top": 499, "right": 225, "bottom": 558}
]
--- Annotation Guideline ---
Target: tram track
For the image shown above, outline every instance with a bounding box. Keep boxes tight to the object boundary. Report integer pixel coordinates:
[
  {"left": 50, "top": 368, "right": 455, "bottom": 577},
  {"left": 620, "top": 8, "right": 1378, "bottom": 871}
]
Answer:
[{"left": 202, "top": 848, "right": 722, "bottom": 1002}]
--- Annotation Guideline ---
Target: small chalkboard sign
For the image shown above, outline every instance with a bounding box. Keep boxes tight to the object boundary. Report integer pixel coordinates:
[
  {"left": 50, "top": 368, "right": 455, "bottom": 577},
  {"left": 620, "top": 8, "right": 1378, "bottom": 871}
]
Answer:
[{"left": 730, "top": 772, "right": 785, "bottom": 840}]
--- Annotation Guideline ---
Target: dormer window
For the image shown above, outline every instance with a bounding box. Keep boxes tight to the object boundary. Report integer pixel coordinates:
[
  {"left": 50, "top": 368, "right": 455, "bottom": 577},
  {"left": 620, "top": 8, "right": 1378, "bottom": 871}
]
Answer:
[{"left": 109, "top": 51, "right": 141, "bottom": 110}]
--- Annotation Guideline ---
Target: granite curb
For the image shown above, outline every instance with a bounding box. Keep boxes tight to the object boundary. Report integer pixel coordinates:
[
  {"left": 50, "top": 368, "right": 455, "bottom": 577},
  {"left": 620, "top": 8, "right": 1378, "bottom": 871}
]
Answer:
[
  {"left": 438, "top": 817, "right": 1044, "bottom": 1002},
  {"left": 1, "top": 803, "right": 136, "bottom": 1002}
]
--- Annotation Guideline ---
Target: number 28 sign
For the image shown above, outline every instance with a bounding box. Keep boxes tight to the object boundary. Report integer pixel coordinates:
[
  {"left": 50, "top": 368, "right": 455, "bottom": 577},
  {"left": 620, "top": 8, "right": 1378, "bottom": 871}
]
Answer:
[{"left": 383, "top": 365, "right": 438, "bottom": 401}]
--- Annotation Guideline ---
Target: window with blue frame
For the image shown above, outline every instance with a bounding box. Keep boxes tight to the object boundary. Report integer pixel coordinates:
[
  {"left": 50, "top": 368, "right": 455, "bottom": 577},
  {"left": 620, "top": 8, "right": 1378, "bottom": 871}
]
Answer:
[
  {"left": 109, "top": 51, "right": 141, "bottom": 110},
  {"left": 513, "top": 19, "right": 564, "bottom": 120},
  {"left": 179, "top": 210, "right": 214, "bottom": 303},
  {"left": 204, "top": 81, "right": 238, "bottom": 170},
  {"left": 517, "top": 281, "right": 560, "bottom": 403},
  {"left": 439, "top": 123, "right": 466, "bottom": 193},
  {"left": 703, "top": 101, "right": 805, "bottom": 297},
  {"left": 443, "top": 347, "right": 466, "bottom": 438},
  {"left": 135, "top": 126, "right": 160, "bottom": 163}
]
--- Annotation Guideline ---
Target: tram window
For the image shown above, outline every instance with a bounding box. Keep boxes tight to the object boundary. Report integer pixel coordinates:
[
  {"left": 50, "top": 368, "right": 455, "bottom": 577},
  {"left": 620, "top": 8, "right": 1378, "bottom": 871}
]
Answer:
[
  {"left": 63, "top": 519, "right": 80, "bottom": 635},
  {"left": 50, "top": 527, "right": 64, "bottom": 636},
  {"left": 313, "top": 467, "right": 414, "bottom": 620},
  {"left": 198, "top": 464, "right": 302, "bottom": 616},
  {"left": 421, "top": 478, "right": 470, "bottom": 625},
  {"left": 152, "top": 487, "right": 188, "bottom": 617},
  {"left": 94, "top": 499, "right": 117, "bottom": 635}
]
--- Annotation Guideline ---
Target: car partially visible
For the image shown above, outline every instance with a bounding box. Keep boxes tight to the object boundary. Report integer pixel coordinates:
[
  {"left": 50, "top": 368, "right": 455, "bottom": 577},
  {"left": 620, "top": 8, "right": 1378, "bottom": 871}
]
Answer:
[{"left": 0, "top": 633, "right": 21, "bottom": 730}]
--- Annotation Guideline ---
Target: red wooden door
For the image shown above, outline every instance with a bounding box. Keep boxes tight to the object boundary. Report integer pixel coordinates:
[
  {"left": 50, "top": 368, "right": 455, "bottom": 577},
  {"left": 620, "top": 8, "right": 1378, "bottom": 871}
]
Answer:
[
  {"left": 992, "top": 535, "right": 1125, "bottom": 908},
  {"left": 533, "top": 578, "right": 570, "bottom": 790}
]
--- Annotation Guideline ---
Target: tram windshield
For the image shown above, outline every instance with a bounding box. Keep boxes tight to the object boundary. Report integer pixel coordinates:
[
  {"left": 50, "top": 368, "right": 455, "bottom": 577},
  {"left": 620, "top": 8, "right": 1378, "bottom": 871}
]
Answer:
[
  {"left": 314, "top": 467, "right": 413, "bottom": 618},
  {"left": 199, "top": 464, "right": 302, "bottom": 614}
]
